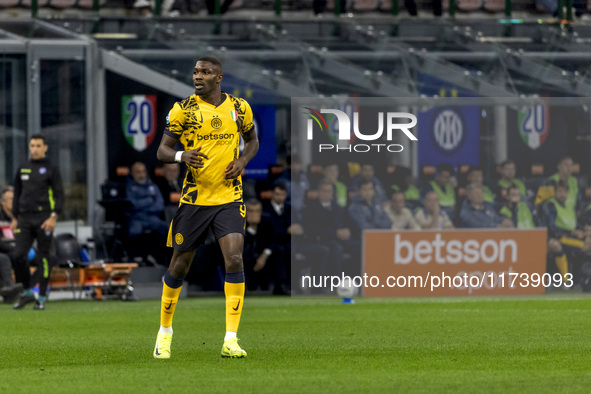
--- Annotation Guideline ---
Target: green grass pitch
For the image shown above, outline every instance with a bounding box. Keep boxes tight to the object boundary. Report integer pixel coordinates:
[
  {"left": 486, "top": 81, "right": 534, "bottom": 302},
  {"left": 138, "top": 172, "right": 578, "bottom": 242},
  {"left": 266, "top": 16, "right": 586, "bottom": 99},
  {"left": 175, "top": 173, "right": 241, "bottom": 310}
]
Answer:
[{"left": 1, "top": 295, "right": 590, "bottom": 393}]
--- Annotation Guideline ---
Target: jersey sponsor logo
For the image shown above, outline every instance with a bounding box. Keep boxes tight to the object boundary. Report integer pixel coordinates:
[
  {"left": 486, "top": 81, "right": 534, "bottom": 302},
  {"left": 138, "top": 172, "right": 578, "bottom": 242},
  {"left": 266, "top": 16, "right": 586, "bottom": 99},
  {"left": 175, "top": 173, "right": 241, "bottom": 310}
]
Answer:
[
  {"left": 122, "top": 95, "right": 157, "bottom": 151},
  {"left": 175, "top": 233, "right": 184, "bottom": 245},
  {"left": 196, "top": 133, "right": 235, "bottom": 141},
  {"left": 39, "top": 167, "right": 47, "bottom": 175},
  {"left": 21, "top": 174, "right": 29, "bottom": 181},
  {"left": 211, "top": 116, "right": 222, "bottom": 129},
  {"left": 20, "top": 168, "right": 31, "bottom": 173}
]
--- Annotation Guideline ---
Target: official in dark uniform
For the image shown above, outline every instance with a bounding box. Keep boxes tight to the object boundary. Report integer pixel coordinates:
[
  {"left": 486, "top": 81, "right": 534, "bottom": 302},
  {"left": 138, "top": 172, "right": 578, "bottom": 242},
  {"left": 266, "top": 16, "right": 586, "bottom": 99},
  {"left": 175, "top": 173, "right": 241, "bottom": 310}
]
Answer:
[{"left": 11, "top": 134, "right": 64, "bottom": 310}]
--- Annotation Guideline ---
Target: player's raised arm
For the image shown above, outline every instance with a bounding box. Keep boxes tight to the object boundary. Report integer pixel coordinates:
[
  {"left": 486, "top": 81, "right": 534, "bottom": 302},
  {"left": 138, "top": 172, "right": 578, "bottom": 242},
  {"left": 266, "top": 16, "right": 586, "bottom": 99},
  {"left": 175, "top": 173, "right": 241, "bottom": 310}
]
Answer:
[{"left": 157, "top": 134, "right": 209, "bottom": 169}]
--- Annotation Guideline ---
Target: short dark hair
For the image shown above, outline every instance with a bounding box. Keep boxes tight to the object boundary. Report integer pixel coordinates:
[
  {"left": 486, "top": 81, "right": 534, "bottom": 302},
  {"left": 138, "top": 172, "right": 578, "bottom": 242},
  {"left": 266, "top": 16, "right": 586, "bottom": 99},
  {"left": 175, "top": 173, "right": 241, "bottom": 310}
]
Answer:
[
  {"left": 437, "top": 163, "right": 454, "bottom": 175},
  {"left": 273, "top": 182, "right": 287, "bottom": 192},
  {"left": 30, "top": 134, "right": 46, "bottom": 144},
  {"left": 506, "top": 184, "right": 521, "bottom": 194},
  {"left": 359, "top": 179, "right": 374, "bottom": 189},
  {"left": 317, "top": 179, "right": 333, "bottom": 190},
  {"left": 558, "top": 156, "right": 572, "bottom": 166},
  {"left": 197, "top": 56, "right": 222, "bottom": 71},
  {"left": 390, "top": 190, "right": 405, "bottom": 199},
  {"left": 467, "top": 165, "right": 483, "bottom": 174},
  {"left": 500, "top": 159, "right": 515, "bottom": 168},
  {"left": 0, "top": 186, "right": 13, "bottom": 202},
  {"left": 246, "top": 198, "right": 261, "bottom": 208}
]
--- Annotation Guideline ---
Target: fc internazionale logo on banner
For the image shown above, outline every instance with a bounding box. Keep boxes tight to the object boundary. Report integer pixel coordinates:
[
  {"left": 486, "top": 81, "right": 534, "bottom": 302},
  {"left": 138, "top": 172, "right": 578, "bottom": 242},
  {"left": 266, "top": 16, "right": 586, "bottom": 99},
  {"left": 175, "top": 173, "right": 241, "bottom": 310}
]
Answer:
[{"left": 122, "top": 95, "right": 157, "bottom": 151}]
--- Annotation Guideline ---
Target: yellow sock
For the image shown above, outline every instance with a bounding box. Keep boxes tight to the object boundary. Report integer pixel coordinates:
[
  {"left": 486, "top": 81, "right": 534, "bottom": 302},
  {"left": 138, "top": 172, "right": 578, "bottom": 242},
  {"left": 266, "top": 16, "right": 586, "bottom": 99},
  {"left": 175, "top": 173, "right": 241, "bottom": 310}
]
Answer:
[
  {"left": 554, "top": 254, "right": 569, "bottom": 281},
  {"left": 225, "top": 281, "right": 245, "bottom": 333},
  {"left": 161, "top": 281, "right": 182, "bottom": 328}
]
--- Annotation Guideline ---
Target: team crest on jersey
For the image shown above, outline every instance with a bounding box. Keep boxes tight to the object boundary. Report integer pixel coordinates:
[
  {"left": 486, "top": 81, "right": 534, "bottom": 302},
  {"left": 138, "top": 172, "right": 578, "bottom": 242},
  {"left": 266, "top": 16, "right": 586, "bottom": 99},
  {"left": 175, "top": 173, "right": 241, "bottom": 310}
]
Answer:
[
  {"left": 175, "top": 233, "right": 184, "bottom": 245},
  {"left": 211, "top": 116, "right": 222, "bottom": 129}
]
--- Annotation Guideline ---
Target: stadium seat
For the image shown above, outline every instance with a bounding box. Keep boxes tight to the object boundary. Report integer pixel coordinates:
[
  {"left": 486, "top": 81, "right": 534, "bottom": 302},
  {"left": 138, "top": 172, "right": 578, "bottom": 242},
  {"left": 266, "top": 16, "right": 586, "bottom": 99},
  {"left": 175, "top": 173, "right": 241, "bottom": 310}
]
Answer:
[
  {"left": 52, "top": 233, "right": 93, "bottom": 299},
  {"left": 77, "top": 0, "right": 106, "bottom": 8},
  {"left": 483, "top": 0, "right": 504, "bottom": 12},
  {"left": 0, "top": 0, "right": 21, "bottom": 7},
  {"left": 20, "top": 0, "right": 50, "bottom": 7},
  {"left": 49, "top": 0, "right": 78, "bottom": 8},
  {"left": 353, "top": 0, "right": 378, "bottom": 11},
  {"left": 458, "top": 0, "right": 483, "bottom": 11}
]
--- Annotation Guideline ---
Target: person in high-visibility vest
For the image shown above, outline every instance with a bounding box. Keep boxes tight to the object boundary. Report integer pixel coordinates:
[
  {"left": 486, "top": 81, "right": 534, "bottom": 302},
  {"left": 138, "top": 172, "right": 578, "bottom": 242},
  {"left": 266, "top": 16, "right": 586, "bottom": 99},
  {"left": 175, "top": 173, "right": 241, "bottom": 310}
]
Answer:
[
  {"left": 498, "top": 185, "right": 537, "bottom": 229},
  {"left": 495, "top": 159, "right": 527, "bottom": 198},
  {"left": 536, "top": 156, "right": 580, "bottom": 210},
  {"left": 543, "top": 181, "right": 590, "bottom": 284},
  {"left": 466, "top": 165, "right": 495, "bottom": 204},
  {"left": 422, "top": 163, "right": 457, "bottom": 222}
]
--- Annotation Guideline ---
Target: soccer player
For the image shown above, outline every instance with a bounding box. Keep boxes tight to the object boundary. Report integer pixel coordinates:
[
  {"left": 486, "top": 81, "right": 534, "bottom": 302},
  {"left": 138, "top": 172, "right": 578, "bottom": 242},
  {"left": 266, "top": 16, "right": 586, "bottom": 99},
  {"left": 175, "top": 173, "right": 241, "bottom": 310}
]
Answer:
[{"left": 153, "top": 56, "right": 259, "bottom": 359}]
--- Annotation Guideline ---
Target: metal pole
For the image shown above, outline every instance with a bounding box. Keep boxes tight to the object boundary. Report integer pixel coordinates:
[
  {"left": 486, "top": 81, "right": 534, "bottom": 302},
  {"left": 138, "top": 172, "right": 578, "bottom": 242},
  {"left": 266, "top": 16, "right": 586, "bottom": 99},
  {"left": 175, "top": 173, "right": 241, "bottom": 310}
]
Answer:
[
  {"left": 214, "top": 0, "right": 221, "bottom": 15},
  {"left": 93, "top": 0, "right": 99, "bottom": 12},
  {"left": 449, "top": 0, "right": 456, "bottom": 17},
  {"left": 557, "top": 0, "right": 564, "bottom": 19},
  {"left": 155, "top": 0, "right": 162, "bottom": 17},
  {"left": 392, "top": 0, "right": 399, "bottom": 16},
  {"left": 504, "top": 0, "right": 511, "bottom": 17},
  {"left": 32, "top": 0, "right": 38, "bottom": 18},
  {"left": 565, "top": 0, "right": 573, "bottom": 21},
  {"left": 274, "top": 0, "right": 281, "bottom": 16},
  {"left": 334, "top": 0, "right": 341, "bottom": 16}
]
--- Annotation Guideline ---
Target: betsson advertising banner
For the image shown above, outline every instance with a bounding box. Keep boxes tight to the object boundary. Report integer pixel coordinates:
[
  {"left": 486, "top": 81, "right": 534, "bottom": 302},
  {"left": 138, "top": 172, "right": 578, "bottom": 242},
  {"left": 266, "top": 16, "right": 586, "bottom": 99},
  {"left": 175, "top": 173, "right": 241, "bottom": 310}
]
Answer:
[{"left": 363, "top": 229, "right": 548, "bottom": 297}]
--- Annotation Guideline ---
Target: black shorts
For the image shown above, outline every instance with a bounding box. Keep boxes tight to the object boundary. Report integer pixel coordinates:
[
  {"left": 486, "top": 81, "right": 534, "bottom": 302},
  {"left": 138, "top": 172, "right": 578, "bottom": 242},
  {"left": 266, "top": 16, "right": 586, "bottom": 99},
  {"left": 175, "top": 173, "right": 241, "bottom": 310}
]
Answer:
[{"left": 167, "top": 202, "right": 246, "bottom": 251}]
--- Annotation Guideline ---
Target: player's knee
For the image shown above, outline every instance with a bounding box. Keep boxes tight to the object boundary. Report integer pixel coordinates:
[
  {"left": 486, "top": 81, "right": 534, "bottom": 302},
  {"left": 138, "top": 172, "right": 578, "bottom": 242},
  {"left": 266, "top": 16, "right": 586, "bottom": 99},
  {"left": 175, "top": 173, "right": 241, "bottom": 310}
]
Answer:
[{"left": 225, "top": 253, "right": 243, "bottom": 271}]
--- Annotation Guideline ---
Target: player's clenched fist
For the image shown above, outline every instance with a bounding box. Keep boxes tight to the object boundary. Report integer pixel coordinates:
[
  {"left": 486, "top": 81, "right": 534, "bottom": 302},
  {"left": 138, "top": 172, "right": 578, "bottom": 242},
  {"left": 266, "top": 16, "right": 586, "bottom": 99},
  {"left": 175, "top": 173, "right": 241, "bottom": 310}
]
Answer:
[{"left": 182, "top": 147, "right": 209, "bottom": 169}]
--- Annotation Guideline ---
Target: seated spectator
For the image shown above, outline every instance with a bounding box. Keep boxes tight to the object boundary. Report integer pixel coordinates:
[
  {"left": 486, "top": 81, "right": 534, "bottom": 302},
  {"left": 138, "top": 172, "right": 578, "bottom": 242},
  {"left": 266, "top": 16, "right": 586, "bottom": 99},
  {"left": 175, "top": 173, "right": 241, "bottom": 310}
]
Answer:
[
  {"left": 322, "top": 163, "right": 347, "bottom": 208},
  {"left": 422, "top": 163, "right": 457, "bottom": 221},
  {"left": 459, "top": 184, "right": 513, "bottom": 228},
  {"left": 348, "top": 179, "right": 392, "bottom": 236},
  {"left": 543, "top": 181, "right": 590, "bottom": 283},
  {"left": 389, "top": 166, "right": 421, "bottom": 212},
  {"left": 303, "top": 180, "right": 357, "bottom": 277},
  {"left": 349, "top": 163, "right": 387, "bottom": 203},
  {"left": 0, "top": 186, "right": 21, "bottom": 303},
  {"left": 156, "top": 163, "right": 182, "bottom": 205},
  {"left": 0, "top": 186, "right": 13, "bottom": 222},
  {"left": 498, "top": 185, "right": 537, "bottom": 229},
  {"left": 263, "top": 183, "right": 294, "bottom": 292},
  {"left": 275, "top": 154, "right": 310, "bottom": 216},
  {"left": 414, "top": 191, "right": 454, "bottom": 230},
  {"left": 155, "top": 163, "right": 183, "bottom": 223},
  {"left": 126, "top": 162, "right": 167, "bottom": 264},
  {"left": 384, "top": 191, "right": 420, "bottom": 230},
  {"left": 536, "top": 156, "right": 580, "bottom": 210},
  {"left": 244, "top": 199, "right": 285, "bottom": 292},
  {"left": 495, "top": 159, "right": 527, "bottom": 198},
  {"left": 466, "top": 165, "right": 495, "bottom": 203}
]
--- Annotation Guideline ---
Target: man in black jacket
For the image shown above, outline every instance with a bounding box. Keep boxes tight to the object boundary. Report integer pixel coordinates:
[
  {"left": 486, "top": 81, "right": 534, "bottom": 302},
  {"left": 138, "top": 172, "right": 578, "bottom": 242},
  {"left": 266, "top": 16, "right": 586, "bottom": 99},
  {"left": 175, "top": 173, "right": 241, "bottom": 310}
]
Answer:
[
  {"left": 244, "top": 198, "right": 284, "bottom": 292},
  {"left": 11, "top": 134, "right": 64, "bottom": 310},
  {"left": 303, "top": 179, "right": 357, "bottom": 278}
]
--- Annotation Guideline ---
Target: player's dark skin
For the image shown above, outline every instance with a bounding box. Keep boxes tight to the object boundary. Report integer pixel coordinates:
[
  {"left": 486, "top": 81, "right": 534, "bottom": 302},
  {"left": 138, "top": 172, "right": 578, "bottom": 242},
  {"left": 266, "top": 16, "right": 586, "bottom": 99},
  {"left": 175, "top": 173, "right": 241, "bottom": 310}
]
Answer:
[{"left": 157, "top": 60, "right": 259, "bottom": 279}]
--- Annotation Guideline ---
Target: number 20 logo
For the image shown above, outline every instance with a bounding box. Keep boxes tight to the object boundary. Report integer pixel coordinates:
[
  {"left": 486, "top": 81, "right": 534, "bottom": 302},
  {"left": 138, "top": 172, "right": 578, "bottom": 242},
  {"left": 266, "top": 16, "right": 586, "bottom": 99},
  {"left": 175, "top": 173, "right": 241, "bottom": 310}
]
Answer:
[{"left": 122, "top": 95, "right": 157, "bottom": 151}]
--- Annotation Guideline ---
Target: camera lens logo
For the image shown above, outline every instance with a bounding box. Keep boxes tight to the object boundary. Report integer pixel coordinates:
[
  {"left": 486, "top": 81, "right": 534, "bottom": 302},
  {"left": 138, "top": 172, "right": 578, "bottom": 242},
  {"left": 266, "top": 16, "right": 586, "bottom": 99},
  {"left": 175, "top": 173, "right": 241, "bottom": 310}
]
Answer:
[{"left": 211, "top": 117, "right": 222, "bottom": 129}]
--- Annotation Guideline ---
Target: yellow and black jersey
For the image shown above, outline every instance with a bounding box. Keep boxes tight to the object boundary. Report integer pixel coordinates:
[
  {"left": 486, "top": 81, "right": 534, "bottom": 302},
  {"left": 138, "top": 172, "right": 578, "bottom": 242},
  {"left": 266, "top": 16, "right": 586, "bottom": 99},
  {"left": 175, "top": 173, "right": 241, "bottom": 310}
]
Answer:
[{"left": 164, "top": 92, "right": 255, "bottom": 206}]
